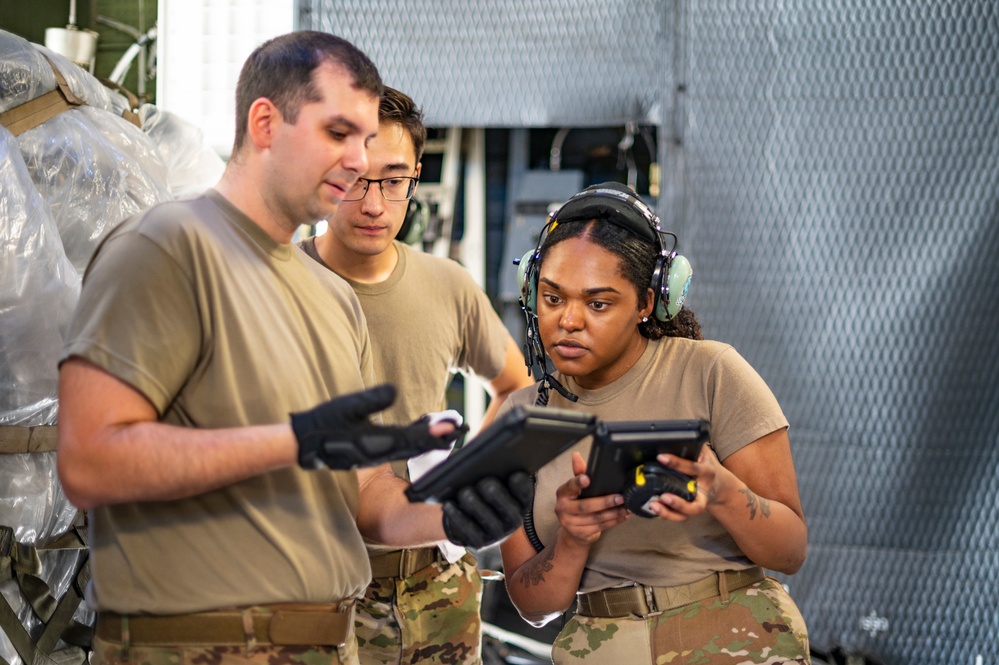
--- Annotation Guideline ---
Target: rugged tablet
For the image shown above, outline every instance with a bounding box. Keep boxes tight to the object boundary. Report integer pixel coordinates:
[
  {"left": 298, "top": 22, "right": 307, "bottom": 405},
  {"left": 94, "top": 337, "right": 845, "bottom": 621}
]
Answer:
[
  {"left": 579, "top": 419, "right": 710, "bottom": 507},
  {"left": 405, "top": 405, "right": 597, "bottom": 504}
]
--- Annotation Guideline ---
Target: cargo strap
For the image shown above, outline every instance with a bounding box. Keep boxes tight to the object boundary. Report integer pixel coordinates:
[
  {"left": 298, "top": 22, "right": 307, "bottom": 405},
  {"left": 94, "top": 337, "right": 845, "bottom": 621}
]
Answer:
[
  {"left": 0, "top": 54, "right": 85, "bottom": 137},
  {"left": 0, "top": 514, "right": 92, "bottom": 665},
  {"left": 575, "top": 566, "right": 765, "bottom": 618},
  {"left": 0, "top": 53, "right": 140, "bottom": 137},
  {"left": 368, "top": 548, "right": 475, "bottom": 580},
  {"left": 98, "top": 79, "right": 142, "bottom": 128},
  {"left": 95, "top": 601, "right": 356, "bottom": 649},
  {"left": 0, "top": 425, "right": 59, "bottom": 454}
]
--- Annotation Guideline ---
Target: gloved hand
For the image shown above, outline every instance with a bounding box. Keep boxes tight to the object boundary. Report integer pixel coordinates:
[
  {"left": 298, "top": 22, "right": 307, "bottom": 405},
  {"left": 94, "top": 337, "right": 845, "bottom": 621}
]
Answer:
[
  {"left": 292, "top": 384, "right": 453, "bottom": 470},
  {"left": 442, "top": 471, "right": 535, "bottom": 549}
]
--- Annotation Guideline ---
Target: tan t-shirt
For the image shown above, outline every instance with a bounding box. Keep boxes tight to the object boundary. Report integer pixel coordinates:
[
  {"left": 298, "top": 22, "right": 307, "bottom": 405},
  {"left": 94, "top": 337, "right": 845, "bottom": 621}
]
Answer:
[
  {"left": 61, "top": 190, "right": 375, "bottom": 614},
  {"left": 300, "top": 238, "right": 512, "bottom": 556},
  {"left": 301, "top": 239, "right": 510, "bottom": 426},
  {"left": 503, "top": 336, "right": 789, "bottom": 593}
]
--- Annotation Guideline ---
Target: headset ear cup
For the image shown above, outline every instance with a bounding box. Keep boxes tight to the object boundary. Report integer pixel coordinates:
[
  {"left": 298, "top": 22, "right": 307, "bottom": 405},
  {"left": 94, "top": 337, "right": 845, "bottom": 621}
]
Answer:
[
  {"left": 396, "top": 199, "right": 426, "bottom": 245},
  {"left": 662, "top": 254, "right": 692, "bottom": 319},
  {"left": 517, "top": 250, "right": 538, "bottom": 312}
]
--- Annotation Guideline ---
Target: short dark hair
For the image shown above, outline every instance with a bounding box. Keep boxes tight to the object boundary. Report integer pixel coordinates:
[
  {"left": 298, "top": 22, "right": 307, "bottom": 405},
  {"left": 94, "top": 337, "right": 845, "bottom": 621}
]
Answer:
[
  {"left": 539, "top": 219, "right": 702, "bottom": 340},
  {"left": 380, "top": 86, "right": 427, "bottom": 162},
  {"left": 232, "top": 31, "right": 383, "bottom": 155}
]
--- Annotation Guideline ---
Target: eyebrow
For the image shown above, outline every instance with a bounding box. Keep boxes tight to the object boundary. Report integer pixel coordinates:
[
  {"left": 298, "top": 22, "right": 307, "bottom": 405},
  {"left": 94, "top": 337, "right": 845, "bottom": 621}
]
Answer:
[
  {"left": 381, "top": 162, "right": 414, "bottom": 173},
  {"left": 326, "top": 115, "right": 378, "bottom": 142},
  {"left": 539, "top": 277, "right": 622, "bottom": 296}
]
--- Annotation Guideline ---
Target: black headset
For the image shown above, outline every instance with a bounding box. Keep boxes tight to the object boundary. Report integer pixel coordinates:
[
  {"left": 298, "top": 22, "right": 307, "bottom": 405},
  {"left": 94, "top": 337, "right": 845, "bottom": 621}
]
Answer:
[
  {"left": 395, "top": 197, "right": 428, "bottom": 245},
  {"left": 514, "top": 181, "right": 692, "bottom": 404}
]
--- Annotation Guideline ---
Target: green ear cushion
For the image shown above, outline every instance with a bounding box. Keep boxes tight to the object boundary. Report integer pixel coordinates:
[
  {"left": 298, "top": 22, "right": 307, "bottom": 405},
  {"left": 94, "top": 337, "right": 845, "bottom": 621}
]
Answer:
[
  {"left": 654, "top": 254, "right": 692, "bottom": 321},
  {"left": 518, "top": 249, "right": 537, "bottom": 311},
  {"left": 664, "top": 254, "right": 692, "bottom": 319}
]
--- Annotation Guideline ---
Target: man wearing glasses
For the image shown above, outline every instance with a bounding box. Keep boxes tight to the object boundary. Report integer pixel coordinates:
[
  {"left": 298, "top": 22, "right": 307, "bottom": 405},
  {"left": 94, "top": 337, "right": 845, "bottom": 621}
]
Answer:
[{"left": 300, "top": 87, "right": 532, "bottom": 665}]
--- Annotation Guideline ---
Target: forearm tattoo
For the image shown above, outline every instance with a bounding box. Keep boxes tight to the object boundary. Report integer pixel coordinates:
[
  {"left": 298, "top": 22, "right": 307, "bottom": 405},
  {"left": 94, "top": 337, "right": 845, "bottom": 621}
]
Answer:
[
  {"left": 740, "top": 488, "right": 772, "bottom": 520},
  {"left": 519, "top": 545, "right": 556, "bottom": 587}
]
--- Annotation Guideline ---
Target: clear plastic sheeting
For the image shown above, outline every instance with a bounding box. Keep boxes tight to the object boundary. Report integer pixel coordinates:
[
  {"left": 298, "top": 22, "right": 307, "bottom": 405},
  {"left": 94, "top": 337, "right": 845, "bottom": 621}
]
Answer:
[
  {"left": 0, "top": 125, "right": 79, "bottom": 427},
  {"left": 0, "top": 451, "right": 86, "bottom": 650},
  {"left": 0, "top": 34, "right": 57, "bottom": 114},
  {"left": 1, "top": 26, "right": 219, "bottom": 665},
  {"left": 0, "top": 451, "right": 76, "bottom": 546},
  {"left": 0, "top": 95, "right": 87, "bottom": 665},
  {"left": 0, "top": 448, "right": 85, "bottom": 655},
  {"left": 2, "top": 37, "right": 171, "bottom": 272},
  {"left": 32, "top": 44, "right": 120, "bottom": 116},
  {"left": 139, "top": 104, "right": 226, "bottom": 200},
  {"left": 0, "top": 34, "right": 128, "bottom": 121},
  {"left": 19, "top": 105, "right": 170, "bottom": 272}
]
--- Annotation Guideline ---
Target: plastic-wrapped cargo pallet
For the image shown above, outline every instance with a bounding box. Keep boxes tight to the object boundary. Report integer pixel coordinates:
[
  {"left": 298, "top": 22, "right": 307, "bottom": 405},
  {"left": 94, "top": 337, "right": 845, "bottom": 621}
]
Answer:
[{"left": 0, "top": 28, "right": 224, "bottom": 665}]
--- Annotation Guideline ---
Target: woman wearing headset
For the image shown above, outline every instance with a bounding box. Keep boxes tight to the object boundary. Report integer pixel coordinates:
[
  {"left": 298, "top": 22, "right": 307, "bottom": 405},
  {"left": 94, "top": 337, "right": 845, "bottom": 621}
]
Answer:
[{"left": 498, "top": 182, "right": 810, "bottom": 664}]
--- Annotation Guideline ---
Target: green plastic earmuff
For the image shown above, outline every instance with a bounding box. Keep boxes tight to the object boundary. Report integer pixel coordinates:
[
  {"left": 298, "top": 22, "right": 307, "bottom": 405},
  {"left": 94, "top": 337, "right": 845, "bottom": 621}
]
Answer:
[{"left": 655, "top": 253, "right": 692, "bottom": 321}]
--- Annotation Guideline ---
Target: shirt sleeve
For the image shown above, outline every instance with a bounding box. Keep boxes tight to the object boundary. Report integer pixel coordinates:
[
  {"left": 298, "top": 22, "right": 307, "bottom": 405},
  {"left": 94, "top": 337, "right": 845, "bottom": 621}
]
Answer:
[
  {"left": 451, "top": 266, "right": 511, "bottom": 382},
  {"left": 60, "top": 225, "right": 201, "bottom": 415},
  {"left": 704, "top": 345, "right": 789, "bottom": 461}
]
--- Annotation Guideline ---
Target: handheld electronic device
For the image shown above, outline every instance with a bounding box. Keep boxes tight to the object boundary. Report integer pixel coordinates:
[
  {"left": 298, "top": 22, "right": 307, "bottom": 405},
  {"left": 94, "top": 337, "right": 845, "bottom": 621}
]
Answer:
[
  {"left": 406, "top": 405, "right": 597, "bottom": 504},
  {"left": 579, "top": 419, "right": 710, "bottom": 517}
]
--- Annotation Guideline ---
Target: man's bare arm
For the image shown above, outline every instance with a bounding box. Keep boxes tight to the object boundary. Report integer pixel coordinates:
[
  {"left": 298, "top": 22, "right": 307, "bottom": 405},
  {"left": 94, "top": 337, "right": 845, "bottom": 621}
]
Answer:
[
  {"left": 355, "top": 464, "right": 447, "bottom": 547},
  {"left": 57, "top": 357, "right": 297, "bottom": 510},
  {"left": 481, "top": 336, "right": 534, "bottom": 427}
]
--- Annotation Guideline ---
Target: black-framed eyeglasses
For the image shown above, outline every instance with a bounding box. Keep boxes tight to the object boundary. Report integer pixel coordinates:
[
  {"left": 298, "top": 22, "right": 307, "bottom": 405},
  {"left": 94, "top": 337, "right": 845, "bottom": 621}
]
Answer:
[{"left": 343, "top": 176, "right": 419, "bottom": 202}]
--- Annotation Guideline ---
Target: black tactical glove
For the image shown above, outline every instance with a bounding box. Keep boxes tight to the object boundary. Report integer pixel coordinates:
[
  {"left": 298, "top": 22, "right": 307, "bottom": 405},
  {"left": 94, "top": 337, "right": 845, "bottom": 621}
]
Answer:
[
  {"left": 292, "top": 384, "right": 453, "bottom": 470},
  {"left": 441, "top": 471, "right": 535, "bottom": 549}
]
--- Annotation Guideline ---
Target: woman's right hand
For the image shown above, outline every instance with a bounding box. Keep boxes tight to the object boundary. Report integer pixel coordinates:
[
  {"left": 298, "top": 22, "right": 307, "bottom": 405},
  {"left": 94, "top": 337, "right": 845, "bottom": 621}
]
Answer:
[{"left": 555, "top": 451, "right": 630, "bottom": 546}]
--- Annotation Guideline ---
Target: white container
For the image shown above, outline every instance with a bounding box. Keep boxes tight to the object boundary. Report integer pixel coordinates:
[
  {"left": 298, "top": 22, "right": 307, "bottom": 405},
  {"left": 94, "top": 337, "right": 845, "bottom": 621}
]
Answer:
[{"left": 44, "top": 26, "right": 99, "bottom": 72}]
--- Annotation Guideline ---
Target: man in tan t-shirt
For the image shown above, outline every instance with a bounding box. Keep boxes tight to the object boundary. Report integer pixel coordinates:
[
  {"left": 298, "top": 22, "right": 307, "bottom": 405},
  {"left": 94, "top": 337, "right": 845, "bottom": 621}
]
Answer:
[
  {"left": 300, "top": 87, "right": 533, "bottom": 664},
  {"left": 56, "top": 33, "right": 531, "bottom": 665}
]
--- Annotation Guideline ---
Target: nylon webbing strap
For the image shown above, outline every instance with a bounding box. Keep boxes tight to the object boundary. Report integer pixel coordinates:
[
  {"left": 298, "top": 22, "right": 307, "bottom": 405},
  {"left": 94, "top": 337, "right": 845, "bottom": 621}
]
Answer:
[
  {"left": 120, "top": 107, "right": 141, "bottom": 128},
  {"left": 98, "top": 78, "right": 142, "bottom": 128},
  {"left": 43, "top": 54, "right": 86, "bottom": 107},
  {"left": 0, "top": 54, "right": 85, "bottom": 137},
  {"left": 0, "top": 88, "right": 74, "bottom": 136},
  {"left": 0, "top": 425, "right": 59, "bottom": 453},
  {"left": 0, "top": 517, "right": 92, "bottom": 665}
]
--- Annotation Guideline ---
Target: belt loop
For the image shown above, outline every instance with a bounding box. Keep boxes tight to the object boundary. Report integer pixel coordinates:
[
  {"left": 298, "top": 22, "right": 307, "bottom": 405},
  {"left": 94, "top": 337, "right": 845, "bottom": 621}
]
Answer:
[
  {"left": 121, "top": 615, "right": 131, "bottom": 662},
  {"left": 241, "top": 608, "right": 257, "bottom": 656},
  {"left": 718, "top": 571, "right": 730, "bottom": 604},
  {"left": 399, "top": 550, "right": 411, "bottom": 578}
]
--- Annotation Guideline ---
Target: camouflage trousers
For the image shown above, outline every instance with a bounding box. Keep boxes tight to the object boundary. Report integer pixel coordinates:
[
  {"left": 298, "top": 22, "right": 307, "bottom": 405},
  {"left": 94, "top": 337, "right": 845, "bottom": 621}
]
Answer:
[
  {"left": 553, "top": 577, "right": 809, "bottom": 665},
  {"left": 354, "top": 554, "right": 483, "bottom": 665},
  {"left": 92, "top": 632, "right": 359, "bottom": 665}
]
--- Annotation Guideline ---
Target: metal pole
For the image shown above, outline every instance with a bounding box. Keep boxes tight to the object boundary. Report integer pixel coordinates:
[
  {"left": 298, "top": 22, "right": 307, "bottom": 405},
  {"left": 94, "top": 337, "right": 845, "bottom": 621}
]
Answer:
[{"left": 462, "top": 127, "right": 487, "bottom": 432}]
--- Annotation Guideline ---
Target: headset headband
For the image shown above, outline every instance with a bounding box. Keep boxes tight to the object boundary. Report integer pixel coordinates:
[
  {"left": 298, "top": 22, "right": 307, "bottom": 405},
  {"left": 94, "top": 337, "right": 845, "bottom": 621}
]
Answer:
[{"left": 550, "top": 183, "right": 661, "bottom": 243}]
